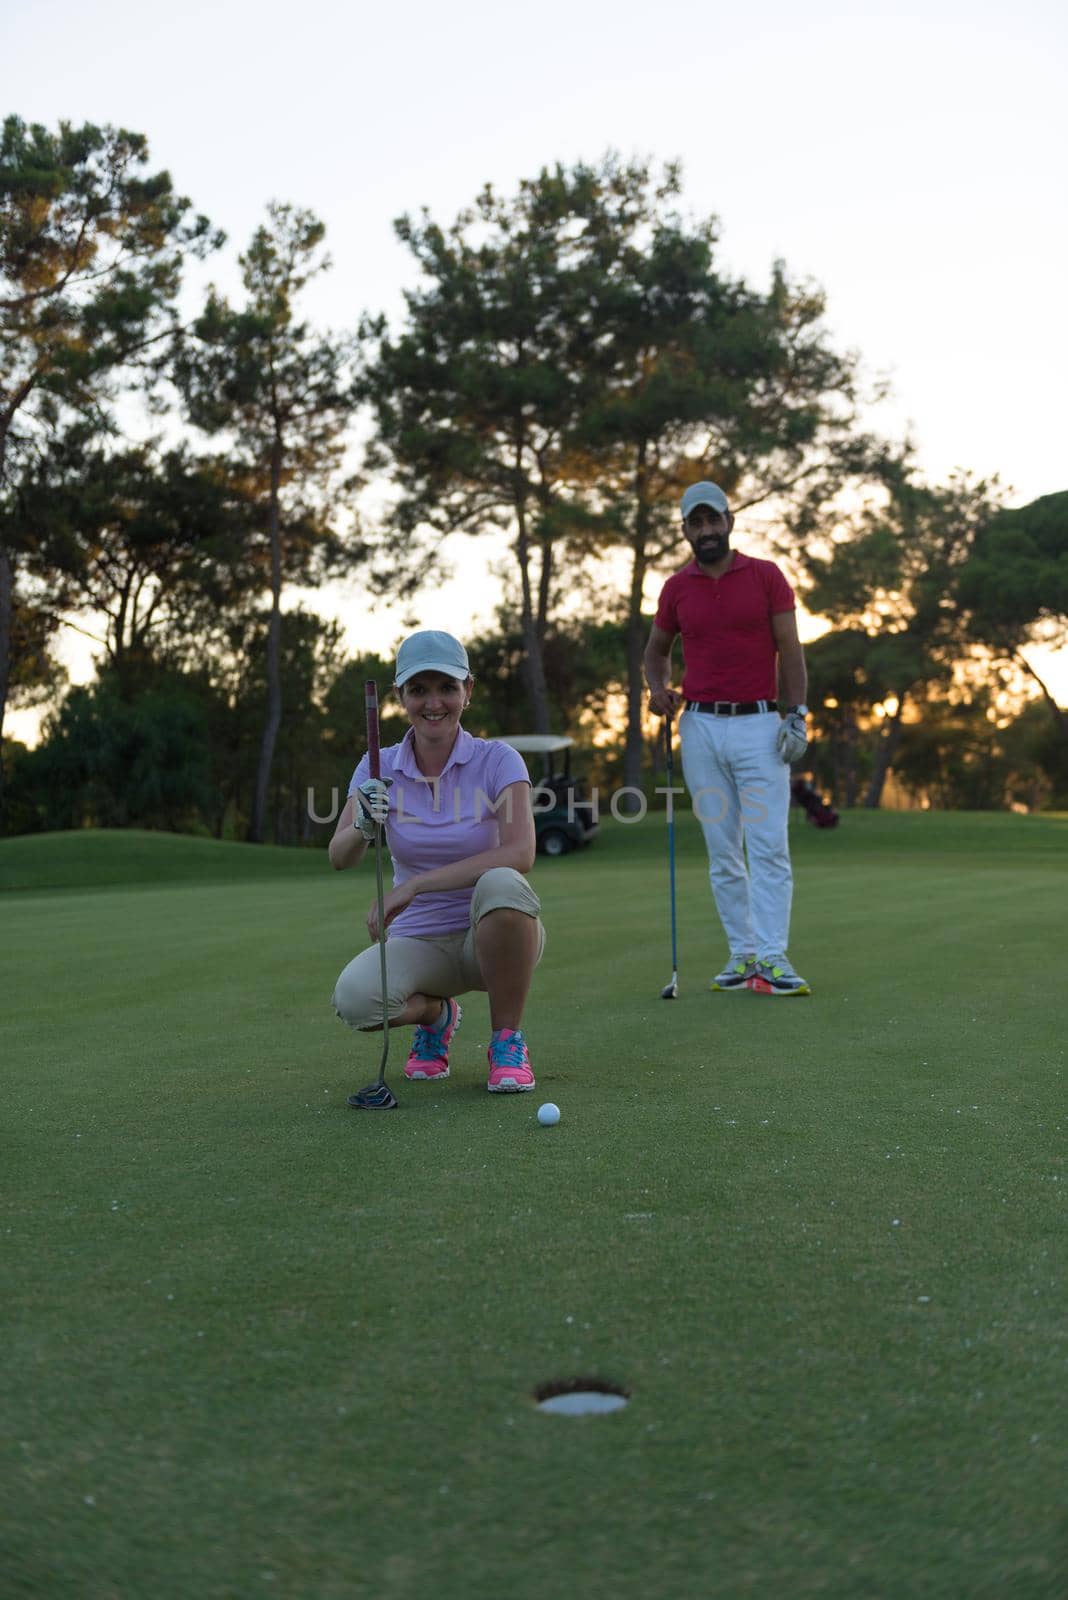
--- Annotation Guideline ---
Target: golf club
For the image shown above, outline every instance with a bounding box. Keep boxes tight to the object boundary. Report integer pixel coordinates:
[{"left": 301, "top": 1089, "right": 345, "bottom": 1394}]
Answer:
[
  {"left": 348, "top": 679, "right": 398, "bottom": 1110},
  {"left": 661, "top": 717, "right": 679, "bottom": 999}
]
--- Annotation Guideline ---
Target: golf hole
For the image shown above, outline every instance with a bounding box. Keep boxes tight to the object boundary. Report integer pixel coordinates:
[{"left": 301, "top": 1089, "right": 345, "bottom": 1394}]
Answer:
[{"left": 534, "top": 1377, "right": 630, "bottom": 1416}]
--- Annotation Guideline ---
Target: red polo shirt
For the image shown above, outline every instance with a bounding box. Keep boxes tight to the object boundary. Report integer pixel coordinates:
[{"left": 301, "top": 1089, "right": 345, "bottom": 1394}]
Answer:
[{"left": 654, "top": 551, "right": 796, "bottom": 702}]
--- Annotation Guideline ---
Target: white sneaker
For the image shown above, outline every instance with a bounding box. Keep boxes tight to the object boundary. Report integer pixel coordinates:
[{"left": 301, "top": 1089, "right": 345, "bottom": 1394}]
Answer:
[
  {"left": 750, "top": 956, "right": 810, "bottom": 996},
  {"left": 710, "top": 956, "right": 757, "bottom": 992}
]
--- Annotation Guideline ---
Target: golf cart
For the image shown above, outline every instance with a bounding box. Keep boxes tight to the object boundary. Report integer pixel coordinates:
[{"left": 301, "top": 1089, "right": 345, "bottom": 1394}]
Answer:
[{"left": 499, "top": 735, "right": 599, "bottom": 858}]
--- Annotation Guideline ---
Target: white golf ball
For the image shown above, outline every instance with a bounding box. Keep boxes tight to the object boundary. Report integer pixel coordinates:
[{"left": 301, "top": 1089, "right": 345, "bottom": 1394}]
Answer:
[{"left": 537, "top": 1102, "right": 561, "bottom": 1127}]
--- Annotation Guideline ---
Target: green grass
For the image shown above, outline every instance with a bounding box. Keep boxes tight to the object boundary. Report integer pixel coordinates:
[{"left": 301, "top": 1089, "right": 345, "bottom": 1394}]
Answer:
[
  {"left": 2, "top": 817, "right": 1066, "bottom": 1599},
  {"left": 0, "top": 827, "right": 324, "bottom": 893}
]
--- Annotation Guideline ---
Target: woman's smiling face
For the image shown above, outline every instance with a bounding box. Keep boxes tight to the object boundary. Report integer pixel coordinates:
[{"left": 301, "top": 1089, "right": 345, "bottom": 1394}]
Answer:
[{"left": 399, "top": 671, "right": 471, "bottom": 740}]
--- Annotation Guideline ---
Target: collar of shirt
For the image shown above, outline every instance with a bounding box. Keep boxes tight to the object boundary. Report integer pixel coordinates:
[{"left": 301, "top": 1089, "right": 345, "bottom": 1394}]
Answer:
[
  {"left": 392, "top": 725, "right": 478, "bottom": 779},
  {"left": 681, "top": 551, "right": 755, "bottom": 579}
]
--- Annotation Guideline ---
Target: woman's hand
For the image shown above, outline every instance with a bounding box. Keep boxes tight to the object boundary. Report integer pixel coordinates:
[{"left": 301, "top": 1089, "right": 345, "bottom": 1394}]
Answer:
[{"left": 367, "top": 880, "right": 416, "bottom": 941}]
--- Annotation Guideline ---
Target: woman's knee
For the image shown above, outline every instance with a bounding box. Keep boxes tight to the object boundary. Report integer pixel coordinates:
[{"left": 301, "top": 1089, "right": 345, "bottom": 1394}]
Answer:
[
  {"left": 332, "top": 957, "right": 405, "bottom": 1031},
  {"left": 331, "top": 973, "right": 381, "bottom": 1030},
  {"left": 476, "top": 865, "right": 527, "bottom": 895},
  {"left": 471, "top": 867, "right": 541, "bottom": 922}
]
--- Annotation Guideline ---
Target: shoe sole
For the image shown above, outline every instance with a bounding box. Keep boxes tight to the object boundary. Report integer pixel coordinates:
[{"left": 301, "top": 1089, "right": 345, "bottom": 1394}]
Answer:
[
  {"left": 747, "top": 976, "right": 811, "bottom": 996},
  {"left": 710, "top": 979, "right": 750, "bottom": 991},
  {"left": 486, "top": 1079, "right": 536, "bottom": 1093}
]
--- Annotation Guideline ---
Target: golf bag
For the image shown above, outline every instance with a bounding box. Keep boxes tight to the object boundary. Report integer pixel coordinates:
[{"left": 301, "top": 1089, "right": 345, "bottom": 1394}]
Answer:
[{"left": 790, "top": 776, "right": 840, "bottom": 829}]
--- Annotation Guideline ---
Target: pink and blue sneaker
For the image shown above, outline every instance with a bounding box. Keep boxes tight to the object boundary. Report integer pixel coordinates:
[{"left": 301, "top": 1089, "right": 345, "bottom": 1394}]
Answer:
[
  {"left": 486, "top": 1028, "right": 536, "bottom": 1093},
  {"left": 404, "top": 999, "right": 462, "bottom": 1080}
]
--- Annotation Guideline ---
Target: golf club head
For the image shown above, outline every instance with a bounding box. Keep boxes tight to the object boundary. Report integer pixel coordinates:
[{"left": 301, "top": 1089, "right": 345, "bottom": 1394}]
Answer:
[
  {"left": 347, "top": 1081, "right": 398, "bottom": 1111},
  {"left": 660, "top": 977, "right": 679, "bottom": 1000}
]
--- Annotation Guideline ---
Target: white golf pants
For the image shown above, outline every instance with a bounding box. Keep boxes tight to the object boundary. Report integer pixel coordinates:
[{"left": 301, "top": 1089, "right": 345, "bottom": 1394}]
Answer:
[{"left": 677, "top": 709, "right": 793, "bottom": 961}]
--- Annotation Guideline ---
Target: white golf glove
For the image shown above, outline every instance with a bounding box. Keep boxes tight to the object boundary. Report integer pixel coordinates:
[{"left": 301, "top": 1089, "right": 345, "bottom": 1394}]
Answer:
[
  {"left": 353, "top": 777, "right": 392, "bottom": 840},
  {"left": 776, "top": 711, "right": 809, "bottom": 765}
]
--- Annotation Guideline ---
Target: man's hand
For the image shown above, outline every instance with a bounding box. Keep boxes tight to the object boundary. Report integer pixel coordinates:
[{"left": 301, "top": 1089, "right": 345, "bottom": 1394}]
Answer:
[
  {"left": 353, "top": 777, "right": 392, "bottom": 841},
  {"left": 649, "top": 687, "right": 683, "bottom": 718},
  {"left": 777, "top": 711, "right": 809, "bottom": 765}
]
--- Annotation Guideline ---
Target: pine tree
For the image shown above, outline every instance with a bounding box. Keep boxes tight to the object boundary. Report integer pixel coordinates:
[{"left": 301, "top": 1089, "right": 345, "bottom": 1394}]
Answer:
[
  {"left": 174, "top": 204, "right": 359, "bottom": 843},
  {"left": 0, "top": 115, "right": 217, "bottom": 823}
]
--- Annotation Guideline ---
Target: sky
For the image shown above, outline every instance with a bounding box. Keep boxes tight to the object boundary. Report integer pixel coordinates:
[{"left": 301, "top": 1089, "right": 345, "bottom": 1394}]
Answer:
[{"left": 4, "top": 0, "right": 1067, "bottom": 740}]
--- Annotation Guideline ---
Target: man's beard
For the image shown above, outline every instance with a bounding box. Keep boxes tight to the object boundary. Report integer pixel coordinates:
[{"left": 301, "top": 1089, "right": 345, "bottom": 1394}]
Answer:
[{"left": 695, "top": 534, "right": 729, "bottom": 563}]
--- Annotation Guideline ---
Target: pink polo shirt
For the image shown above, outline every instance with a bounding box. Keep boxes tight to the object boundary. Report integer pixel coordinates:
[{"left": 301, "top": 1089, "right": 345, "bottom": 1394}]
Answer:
[
  {"left": 349, "top": 727, "right": 531, "bottom": 938},
  {"left": 653, "top": 551, "right": 795, "bottom": 701}
]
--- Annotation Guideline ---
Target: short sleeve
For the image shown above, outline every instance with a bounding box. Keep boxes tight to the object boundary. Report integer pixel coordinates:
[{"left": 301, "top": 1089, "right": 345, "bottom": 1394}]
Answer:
[
  {"left": 486, "top": 741, "right": 533, "bottom": 798},
  {"left": 767, "top": 563, "right": 796, "bottom": 614},
  {"left": 653, "top": 579, "right": 679, "bottom": 634},
  {"left": 347, "top": 753, "right": 370, "bottom": 798}
]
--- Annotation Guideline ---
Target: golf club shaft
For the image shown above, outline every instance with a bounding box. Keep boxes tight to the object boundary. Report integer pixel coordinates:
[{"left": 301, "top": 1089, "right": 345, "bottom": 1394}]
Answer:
[
  {"left": 665, "top": 719, "right": 679, "bottom": 978},
  {"left": 365, "top": 680, "right": 390, "bottom": 1087}
]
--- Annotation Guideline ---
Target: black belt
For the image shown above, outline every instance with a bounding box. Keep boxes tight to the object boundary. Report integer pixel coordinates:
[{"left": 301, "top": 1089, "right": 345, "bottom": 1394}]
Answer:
[{"left": 685, "top": 699, "right": 773, "bottom": 715}]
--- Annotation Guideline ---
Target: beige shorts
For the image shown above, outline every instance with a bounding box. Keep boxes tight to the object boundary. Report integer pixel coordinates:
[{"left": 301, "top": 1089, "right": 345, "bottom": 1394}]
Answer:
[{"left": 332, "top": 866, "right": 545, "bottom": 1030}]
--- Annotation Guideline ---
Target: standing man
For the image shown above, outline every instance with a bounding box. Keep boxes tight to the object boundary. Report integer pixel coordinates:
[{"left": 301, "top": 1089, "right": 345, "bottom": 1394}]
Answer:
[{"left": 644, "top": 481, "right": 812, "bottom": 996}]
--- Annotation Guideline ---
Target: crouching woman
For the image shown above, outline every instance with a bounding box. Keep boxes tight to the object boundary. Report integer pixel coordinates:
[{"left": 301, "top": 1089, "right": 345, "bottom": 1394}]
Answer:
[{"left": 329, "top": 630, "right": 544, "bottom": 1093}]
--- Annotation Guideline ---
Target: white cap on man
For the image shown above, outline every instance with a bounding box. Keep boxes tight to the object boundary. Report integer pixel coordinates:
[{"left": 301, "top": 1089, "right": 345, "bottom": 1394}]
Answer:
[
  {"left": 394, "top": 629, "right": 470, "bottom": 687},
  {"left": 680, "top": 481, "right": 730, "bottom": 518}
]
